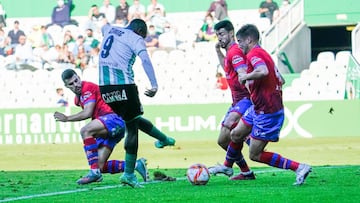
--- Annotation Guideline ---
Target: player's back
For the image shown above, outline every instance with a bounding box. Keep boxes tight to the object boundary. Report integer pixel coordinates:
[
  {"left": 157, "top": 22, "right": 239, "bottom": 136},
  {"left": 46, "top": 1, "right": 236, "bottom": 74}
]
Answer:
[
  {"left": 247, "top": 45, "right": 283, "bottom": 114},
  {"left": 99, "top": 24, "right": 147, "bottom": 86}
]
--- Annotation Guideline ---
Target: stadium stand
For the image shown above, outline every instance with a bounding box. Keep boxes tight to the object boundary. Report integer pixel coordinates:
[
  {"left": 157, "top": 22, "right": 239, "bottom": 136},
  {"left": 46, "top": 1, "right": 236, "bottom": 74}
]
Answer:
[{"left": 1, "top": 0, "right": 359, "bottom": 108}]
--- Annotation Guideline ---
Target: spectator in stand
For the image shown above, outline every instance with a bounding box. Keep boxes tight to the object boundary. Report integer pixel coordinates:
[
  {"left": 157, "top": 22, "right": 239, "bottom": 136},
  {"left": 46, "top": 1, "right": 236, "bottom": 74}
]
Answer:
[
  {"left": 27, "top": 25, "right": 43, "bottom": 49},
  {"left": 195, "top": 13, "right": 217, "bottom": 42},
  {"left": 75, "top": 44, "right": 89, "bottom": 71},
  {"left": 88, "top": 46, "right": 100, "bottom": 69},
  {"left": 56, "top": 43, "right": 75, "bottom": 69},
  {"left": 100, "top": 0, "right": 116, "bottom": 24},
  {"left": 56, "top": 87, "right": 69, "bottom": 107},
  {"left": 0, "top": 28, "right": 11, "bottom": 56},
  {"left": 72, "top": 35, "right": 90, "bottom": 70},
  {"left": 148, "top": 7, "right": 169, "bottom": 35},
  {"left": 115, "top": 0, "right": 130, "bottom": 26},
  {"left": 206, "top": 0, "right": 228, "bottom": 22},
  {"left": 145, "top": 24, "right": 159, "bottom": 56},
  {"left": 146, "top": 0, "right": 165, "bottom": 20},
  {"left": 42, "top": 44, "right": 62, "bottom": 70},
  {"left": 128, "top": 0, "right": 146, "bottom": 21},
  {"left": 62, "top": 30, "right": 77, "bottom": 57},
  {"left": 7, "top": 20, "right": 25, "bottom": 50},
  {"left": 215, "top": 72, "right": 228, "bottom": 90},
  {"left": 86, "top": 4, "right": 107, "bottom": 36},
  {"left": 259, "top": 0, "right": 279, "bottom": 24},
  {"left": 0, "top": 2, "right": 6, "bottom": 28},
  {"left": 48, "top": 0, "right": 74, "bottom": 28},
  {"left": 158, "top": 22, "right": 177, "bottom": 52},
  {"left": 5, "top": 34, "right": 41, "bottom": 70},
  {"left": 84, "top": 28, "right": 100, "bottom": 53},
  {"left": 40, "top": 25, "right": 55, "bottom": 49}
]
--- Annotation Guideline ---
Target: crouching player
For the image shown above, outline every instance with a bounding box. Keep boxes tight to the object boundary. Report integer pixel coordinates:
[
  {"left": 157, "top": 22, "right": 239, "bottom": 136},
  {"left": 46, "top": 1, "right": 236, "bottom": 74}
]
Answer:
[{"left": 54, "top": 69, "right": 149, "bottom": 184}]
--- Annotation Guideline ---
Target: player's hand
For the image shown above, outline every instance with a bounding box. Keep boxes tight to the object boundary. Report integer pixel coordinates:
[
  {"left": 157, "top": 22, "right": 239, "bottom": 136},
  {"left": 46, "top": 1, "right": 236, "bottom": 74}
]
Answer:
[
  {"left": 54, "top": 111, "right": 67, "bottom": 122},
  {"left": 238, "top": 73, "right": 247, "bottom": 85},
  {"left": 215, "top": 42, "right": 221, "bottom": 51},
  {"left": 144, "top": 87, "right": 157, "bottom": 97}
]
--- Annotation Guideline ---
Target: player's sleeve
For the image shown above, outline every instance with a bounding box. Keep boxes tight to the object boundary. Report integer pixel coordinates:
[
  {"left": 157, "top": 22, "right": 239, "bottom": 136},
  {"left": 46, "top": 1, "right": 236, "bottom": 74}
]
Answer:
[
  {"left": 248, "top": 51, "right": 266, "bottom": 70},
  {"left": 82, "top": 83, "right": 97, "bottom": 105},
  {"left": 134, "top": 38, "right": 158, "bottom": 88},
  {"left": 231, "top": 50, "right": 247, "bottom": 72}
]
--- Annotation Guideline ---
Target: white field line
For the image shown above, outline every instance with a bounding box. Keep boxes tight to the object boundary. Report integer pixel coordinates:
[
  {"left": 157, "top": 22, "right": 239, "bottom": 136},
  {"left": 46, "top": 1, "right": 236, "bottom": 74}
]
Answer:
[{"left": 0, "top": 165, "right": 354, "bottom": 202}]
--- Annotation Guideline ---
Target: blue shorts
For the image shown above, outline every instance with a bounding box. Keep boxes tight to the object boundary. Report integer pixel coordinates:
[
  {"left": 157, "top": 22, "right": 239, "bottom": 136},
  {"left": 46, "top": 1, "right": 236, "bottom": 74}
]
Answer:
[
  {"left": 96, "top": 113, "right": 125, "bottom": 150},
  {"left": 222, "top": 98, "right": 252, "bottom": 125},
  {"left": 241, "top": 105, "right": 284, "bottom": 142}
]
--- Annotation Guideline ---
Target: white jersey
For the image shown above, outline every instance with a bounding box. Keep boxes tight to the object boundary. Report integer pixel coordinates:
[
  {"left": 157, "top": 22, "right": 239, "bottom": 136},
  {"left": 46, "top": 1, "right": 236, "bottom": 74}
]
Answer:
[{"left": 98, "top": 24, "right": 157, "bottom": 87}]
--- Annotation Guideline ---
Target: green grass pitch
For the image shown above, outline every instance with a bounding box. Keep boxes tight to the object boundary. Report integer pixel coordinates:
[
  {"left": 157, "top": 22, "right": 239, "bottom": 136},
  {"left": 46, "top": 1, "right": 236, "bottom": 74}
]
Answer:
[{"left": 1, "top": 134, "right": 360, "bottom": 202}]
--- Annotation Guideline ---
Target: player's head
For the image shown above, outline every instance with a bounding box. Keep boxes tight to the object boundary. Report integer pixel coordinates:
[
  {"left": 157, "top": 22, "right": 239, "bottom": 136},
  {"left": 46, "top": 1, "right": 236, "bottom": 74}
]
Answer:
[
  {"left": 236, "top": 24, "right": 260, "bottom": 54},
  {"left": 61, "top": 69, "right": 82, "bottom": 95},
  {"left": 127, "top": 18, "right": 148, "bottom": 39},
  {"left": 214, "top": 20, "right": 234, "bottom": 49}
]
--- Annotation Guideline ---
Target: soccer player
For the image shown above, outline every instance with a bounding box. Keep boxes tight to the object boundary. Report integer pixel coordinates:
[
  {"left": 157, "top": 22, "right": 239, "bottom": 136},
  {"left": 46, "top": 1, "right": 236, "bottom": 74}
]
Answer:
[
  {"left": 98, "top": 19, "right": 161, "bottom": 188},
  {"left": 53, "top": 69, "right": 149, "bottom": 185},
  {"left": 233, "top": 24, "right": 311, "bottom": 185},
  {"left": 208, "top": 20, "right": 255, "bottom": 180}
]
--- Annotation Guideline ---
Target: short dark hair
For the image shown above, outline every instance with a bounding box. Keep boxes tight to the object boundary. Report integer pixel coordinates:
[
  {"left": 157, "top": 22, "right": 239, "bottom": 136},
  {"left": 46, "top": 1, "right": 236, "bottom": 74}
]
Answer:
[
  {"left": 127, "top": 19, "right": 148, "bottom": 38},
  {"left": 61, "top": 69, "right": 77, "bottom": 82},
  {"left": 214, "top": 20, "right": 234, "bottom": 32},
  {"left": 236, "top": 24, "right": 260, "bottom": 42}
]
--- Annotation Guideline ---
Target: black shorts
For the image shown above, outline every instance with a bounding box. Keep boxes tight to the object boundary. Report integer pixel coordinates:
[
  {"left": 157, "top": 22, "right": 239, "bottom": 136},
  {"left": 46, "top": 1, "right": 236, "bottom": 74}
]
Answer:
[{"left": 99, "top": 84, "right": 143, "bottom": 122}]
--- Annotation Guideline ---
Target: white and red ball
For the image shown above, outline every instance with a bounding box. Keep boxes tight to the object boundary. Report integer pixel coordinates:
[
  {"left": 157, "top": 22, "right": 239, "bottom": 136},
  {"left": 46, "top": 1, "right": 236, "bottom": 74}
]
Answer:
[{"left": 186, "top": 163, "right": 210, "bottom": 185}]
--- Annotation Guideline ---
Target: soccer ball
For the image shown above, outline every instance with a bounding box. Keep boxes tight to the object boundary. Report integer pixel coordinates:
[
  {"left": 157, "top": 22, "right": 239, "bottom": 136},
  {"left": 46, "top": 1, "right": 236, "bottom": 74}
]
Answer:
[{"left": 186, "top": 163, "right": 210, "bottom": 185}]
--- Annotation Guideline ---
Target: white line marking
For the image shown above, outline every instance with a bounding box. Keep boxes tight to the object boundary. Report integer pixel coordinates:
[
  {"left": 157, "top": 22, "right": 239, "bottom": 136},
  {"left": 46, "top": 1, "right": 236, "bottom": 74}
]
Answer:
[{"left": 0, "top": 165, "right": 354, "bottom": 202}]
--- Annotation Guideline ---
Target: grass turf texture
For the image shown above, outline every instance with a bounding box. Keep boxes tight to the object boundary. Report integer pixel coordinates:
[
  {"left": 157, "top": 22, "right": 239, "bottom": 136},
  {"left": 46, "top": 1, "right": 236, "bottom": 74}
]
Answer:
[
  {"left": 1, "top": 166, "right": 360, "bottom": 202},
  {"left": 1, "top": 134, "right": 360, "bottom": 202}
]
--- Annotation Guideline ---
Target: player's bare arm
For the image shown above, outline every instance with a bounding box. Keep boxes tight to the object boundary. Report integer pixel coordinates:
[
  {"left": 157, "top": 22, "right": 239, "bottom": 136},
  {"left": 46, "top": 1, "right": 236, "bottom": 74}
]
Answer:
[
  {"left": 243, "top": 65, "right": 269, "bottom": 81},
  {"left": 54, "top": 102, "right": 95, "bottom": 122},
  {"left": 139, "top": 51, "right": 158, "bottom": 97},
  {"left": 215, "top": 42, "right": 225, "bottom": 68}
]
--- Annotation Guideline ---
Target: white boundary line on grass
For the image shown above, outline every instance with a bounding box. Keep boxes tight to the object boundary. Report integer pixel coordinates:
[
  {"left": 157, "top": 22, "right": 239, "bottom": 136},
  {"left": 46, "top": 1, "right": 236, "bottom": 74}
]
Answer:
[{"left": 0, "top": 165, "right": 354, "bottom": 202}]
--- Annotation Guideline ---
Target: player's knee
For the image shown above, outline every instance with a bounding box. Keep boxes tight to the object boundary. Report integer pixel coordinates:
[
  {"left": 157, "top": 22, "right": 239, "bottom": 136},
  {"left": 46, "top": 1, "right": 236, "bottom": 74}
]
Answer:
[
  {"left": 230, "top": 134, "right": 242, "bottom": 144},
  {"left": 249, "top": 151, "right": 261, "bottom": 162},
  {"left": 217, "top": 139, "right": 228, "bottom": 150},
  {"left": 249, "top": 153, "right": 258, "bottom": 162},
  {"left": 79, "top": 127, "right": 89, "bottom": 139},
  {"left": 217, "top": 136, "right": 229, "bottom": 150}
]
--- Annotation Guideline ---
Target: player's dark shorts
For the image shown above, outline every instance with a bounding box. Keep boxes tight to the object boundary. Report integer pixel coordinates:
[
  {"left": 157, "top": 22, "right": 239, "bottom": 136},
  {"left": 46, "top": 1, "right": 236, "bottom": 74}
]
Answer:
[
  {"left": 96, "top": 113, "right": 125, "bottom": 150},
  {"left": 221, "top": 98, "right": 252, "bottom": 125},
  {"left": 99, "top": 84, "right": 143, "bottom": 122},
  {"left": 241, "top": 105, "right": 284, "bottom": 142}
]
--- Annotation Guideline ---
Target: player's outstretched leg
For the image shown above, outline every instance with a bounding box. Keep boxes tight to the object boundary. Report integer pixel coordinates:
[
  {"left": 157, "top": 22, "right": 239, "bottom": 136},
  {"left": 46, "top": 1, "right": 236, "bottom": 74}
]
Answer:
[
  {"left": 154, "top": 136, "right": 176, "bottom": 148},
  {"left": 257, "top": 151, "right": 311, "bottom": 185},
  {"left": 138, "top": 117, "right": 176, "bottom": 148}
]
